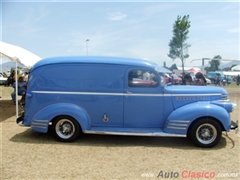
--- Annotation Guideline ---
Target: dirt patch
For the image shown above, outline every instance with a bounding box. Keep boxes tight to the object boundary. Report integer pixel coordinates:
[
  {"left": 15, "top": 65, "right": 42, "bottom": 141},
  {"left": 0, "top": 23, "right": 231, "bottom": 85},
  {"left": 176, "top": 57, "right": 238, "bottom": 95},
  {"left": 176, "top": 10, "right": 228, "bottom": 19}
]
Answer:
[{"left": 0, "top": 85, "right": 239, "bottom": 180}]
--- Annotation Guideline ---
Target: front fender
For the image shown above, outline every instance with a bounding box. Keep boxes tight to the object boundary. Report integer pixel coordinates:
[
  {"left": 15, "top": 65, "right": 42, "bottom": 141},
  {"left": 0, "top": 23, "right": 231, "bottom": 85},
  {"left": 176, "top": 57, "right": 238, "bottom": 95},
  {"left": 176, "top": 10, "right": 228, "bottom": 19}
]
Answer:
[
  {"left": 31, "top": 103, "right": 91, "bottom": 133},
  {"left": 164, "top": 102, "right": 231, "bottom": 134}
]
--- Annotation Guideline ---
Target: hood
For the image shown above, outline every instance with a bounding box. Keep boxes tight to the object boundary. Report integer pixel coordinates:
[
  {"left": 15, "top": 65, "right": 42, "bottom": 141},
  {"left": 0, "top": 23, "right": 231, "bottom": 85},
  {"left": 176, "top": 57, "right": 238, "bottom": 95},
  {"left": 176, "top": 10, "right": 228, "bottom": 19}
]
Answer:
[
  {"left": 164, "top": 85, "right": 227, "bottom": 96},
  {"left": 164, "top": 85, "right": 228, "bottom": 110}
]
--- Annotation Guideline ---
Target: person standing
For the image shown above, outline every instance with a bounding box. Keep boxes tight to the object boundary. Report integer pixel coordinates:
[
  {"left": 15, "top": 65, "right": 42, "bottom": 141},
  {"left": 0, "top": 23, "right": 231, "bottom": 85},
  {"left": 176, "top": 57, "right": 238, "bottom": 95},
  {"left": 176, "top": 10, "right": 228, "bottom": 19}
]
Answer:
[
  {"left": 23, "top": 72, "right": 29, "bottom": 82},
  {"left": 183, "top": 74, "right": 193, "bottom": 85},
  {"left": 237, "top": 74, "right": 240, "bottom": 86},
  {"left": 215, "top": 74, "right": 220, "bottom": 86},
  {"left": 11, "top": 76, "right": 26, "bottom": 104},
  {"left": 195, "top": 72, "right": 207, "bottom": 86}
]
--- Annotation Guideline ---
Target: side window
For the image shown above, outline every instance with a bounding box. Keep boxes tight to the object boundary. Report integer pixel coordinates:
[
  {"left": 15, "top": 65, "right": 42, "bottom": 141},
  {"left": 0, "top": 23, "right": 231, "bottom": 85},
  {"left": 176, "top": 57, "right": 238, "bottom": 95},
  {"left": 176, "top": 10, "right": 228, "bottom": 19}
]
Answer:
[{"left": 128, "top": 70, "right": 158, "bottom": 88}]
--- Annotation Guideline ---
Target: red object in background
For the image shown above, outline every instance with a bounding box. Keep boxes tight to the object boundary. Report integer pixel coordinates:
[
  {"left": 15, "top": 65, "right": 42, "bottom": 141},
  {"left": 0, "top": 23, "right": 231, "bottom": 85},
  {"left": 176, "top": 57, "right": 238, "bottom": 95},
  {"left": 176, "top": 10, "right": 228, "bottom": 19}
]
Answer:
[{"left": 165, "top": 74, "right": 182, "bottom": 85}]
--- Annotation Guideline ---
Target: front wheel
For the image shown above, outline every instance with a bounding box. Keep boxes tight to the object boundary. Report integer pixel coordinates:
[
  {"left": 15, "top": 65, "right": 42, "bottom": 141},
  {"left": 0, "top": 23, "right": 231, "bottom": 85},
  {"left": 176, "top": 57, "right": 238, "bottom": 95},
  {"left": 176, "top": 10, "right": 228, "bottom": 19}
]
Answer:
[
  {"left": 52, "top": 116, "right": 80, "bottom": 142},
  {"left": 190, "top": 118, "right": 222, "bottom": 148}
]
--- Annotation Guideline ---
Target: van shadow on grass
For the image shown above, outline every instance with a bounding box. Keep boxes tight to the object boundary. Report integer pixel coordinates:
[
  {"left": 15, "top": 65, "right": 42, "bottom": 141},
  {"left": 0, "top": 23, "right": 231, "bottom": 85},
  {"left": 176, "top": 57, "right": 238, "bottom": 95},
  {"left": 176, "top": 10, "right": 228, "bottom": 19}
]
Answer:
[
  {"left": 0, "top": 100, "right": 24, "bottom": 122},
  {"left": 9, "top": 128, "right": 228, "bottom": 150}
]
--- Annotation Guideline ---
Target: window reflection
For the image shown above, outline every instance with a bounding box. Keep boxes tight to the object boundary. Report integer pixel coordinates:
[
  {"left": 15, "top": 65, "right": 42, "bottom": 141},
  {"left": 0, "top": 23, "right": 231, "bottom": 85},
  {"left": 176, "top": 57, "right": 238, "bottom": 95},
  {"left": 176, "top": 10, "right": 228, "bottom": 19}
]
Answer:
[{"left": 128, "top": 70, "right": 158, "bottom": 88}]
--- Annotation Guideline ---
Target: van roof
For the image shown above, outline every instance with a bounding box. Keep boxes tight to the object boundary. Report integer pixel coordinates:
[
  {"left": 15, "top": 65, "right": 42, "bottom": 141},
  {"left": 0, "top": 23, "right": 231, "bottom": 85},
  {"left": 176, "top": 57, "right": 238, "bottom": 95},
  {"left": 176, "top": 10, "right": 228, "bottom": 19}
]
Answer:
[{"left": 31, "top": 56, "right": 171, "bottom": 73}]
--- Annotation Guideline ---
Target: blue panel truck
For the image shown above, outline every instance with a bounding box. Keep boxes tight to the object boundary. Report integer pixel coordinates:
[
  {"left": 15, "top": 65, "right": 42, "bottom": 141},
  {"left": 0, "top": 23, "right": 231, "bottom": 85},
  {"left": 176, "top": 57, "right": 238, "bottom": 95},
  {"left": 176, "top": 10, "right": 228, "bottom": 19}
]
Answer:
[{"left": 17, "top": 56, "right": 238, "bottom": 147}]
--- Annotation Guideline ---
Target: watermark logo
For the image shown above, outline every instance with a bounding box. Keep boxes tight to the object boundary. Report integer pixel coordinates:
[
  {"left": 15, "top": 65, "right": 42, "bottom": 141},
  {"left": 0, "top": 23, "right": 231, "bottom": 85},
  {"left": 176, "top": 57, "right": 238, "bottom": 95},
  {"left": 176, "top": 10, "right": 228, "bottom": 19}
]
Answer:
[
  {"left": 140, "top": 170, "right": 239, "bottom": 179},
  {"left": 157, "top": 171, "right": 179, "bottom": 178},
  {"left": 216, "top": 173, "right": 239, "bottom": 178},
  {"left": 181, "top": 170, "right": 215, "bottom": 178}
]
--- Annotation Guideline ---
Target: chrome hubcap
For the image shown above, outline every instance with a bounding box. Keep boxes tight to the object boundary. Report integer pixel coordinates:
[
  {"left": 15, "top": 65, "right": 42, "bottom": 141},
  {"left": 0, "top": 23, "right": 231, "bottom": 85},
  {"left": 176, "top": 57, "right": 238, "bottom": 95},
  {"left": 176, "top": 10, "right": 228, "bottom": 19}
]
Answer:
[
  {"left": 196, "top": 123, "right": 217, "bottom": 144},
  {"left": 55, "top": 119, "right": 75, "bottom": 139}
]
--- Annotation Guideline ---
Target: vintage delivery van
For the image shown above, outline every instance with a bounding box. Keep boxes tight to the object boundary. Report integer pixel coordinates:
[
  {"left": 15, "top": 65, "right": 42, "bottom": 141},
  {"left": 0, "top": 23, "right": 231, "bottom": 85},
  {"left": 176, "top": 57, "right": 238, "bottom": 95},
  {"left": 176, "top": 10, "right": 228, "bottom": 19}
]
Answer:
[{"left": 17, "top": 56, "right": 238, "bottom": 147}]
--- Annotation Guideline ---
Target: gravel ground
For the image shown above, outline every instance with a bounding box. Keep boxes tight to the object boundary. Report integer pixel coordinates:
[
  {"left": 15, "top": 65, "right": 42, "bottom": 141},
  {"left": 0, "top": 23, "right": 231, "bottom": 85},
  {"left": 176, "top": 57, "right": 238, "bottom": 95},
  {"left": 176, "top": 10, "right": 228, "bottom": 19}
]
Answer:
[{"left": 0, "top": 86, "right": 239, "bottom": 180}]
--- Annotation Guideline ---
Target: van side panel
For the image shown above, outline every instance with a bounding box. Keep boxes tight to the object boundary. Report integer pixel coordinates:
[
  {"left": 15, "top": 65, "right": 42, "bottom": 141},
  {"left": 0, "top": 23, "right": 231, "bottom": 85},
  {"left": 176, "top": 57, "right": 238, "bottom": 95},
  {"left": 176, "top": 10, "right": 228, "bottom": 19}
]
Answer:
[
  {"left": 29, "top": 64, "right": 125, "bottom": 92},
  {"left": 24, "top": 63, "right": 127, "bottom": 131}
]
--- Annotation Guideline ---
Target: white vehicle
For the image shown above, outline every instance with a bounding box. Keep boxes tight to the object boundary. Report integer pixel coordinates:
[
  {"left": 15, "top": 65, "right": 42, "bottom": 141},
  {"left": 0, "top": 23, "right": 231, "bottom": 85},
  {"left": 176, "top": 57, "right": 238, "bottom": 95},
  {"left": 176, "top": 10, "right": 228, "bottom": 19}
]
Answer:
[{"left": 0, "top": 74, "right": 7, "bottom": 84}]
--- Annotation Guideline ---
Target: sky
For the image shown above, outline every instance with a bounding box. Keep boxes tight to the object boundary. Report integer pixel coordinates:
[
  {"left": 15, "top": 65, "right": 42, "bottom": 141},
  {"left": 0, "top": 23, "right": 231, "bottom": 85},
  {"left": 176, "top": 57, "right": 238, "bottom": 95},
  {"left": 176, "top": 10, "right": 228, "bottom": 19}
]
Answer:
[{"left": 0, "top": 0, "right": 239, "bottom": 68}]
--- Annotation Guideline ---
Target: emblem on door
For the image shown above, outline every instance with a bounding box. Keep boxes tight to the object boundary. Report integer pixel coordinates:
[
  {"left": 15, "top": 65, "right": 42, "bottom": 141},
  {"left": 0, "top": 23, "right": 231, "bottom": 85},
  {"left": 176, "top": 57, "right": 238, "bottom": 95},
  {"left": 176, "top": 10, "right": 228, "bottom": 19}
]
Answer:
[{"left": 103, "top": 114, "right": 109, "bottom": 122}]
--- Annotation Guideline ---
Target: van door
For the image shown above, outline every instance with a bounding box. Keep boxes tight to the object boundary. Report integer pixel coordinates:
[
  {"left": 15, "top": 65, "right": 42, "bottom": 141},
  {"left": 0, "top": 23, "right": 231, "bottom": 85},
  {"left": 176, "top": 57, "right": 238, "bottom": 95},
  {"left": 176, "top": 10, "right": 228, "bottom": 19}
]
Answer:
[
  {"left": 76, "top": 65, "right": 125, "bottom": 127},
  {"left": 124, "top": 68, "right": 165, "bottom": 128}
]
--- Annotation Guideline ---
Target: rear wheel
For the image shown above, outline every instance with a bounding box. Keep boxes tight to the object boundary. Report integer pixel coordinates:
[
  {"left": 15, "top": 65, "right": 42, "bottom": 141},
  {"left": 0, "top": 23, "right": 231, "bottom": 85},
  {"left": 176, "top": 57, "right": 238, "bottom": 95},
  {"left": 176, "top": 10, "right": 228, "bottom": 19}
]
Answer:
[
  {"left": 52, "top": 116, "right": 80, "bottom": 142},
  {"left": 190, "top": 118, "right": 222, "bottom": 148}
]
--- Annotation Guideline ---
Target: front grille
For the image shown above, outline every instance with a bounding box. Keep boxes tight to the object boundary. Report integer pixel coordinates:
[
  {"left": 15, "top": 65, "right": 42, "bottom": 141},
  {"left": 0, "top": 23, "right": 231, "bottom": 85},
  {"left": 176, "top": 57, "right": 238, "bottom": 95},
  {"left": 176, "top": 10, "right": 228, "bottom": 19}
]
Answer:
[{"left": 222, "top": 95, "right": 228, "bottom": 100}]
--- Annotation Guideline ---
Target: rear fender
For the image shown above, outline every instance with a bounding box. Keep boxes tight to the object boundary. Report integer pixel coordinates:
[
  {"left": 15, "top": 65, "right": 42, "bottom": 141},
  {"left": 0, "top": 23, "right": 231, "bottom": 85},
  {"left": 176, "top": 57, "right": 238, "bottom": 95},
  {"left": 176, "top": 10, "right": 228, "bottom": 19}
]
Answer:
[
  {"left": 31, "top": 103, "right": 90, "bottom": 133},
  {"left": 164, "top": 102, "right": 231, "bottom": 134}
]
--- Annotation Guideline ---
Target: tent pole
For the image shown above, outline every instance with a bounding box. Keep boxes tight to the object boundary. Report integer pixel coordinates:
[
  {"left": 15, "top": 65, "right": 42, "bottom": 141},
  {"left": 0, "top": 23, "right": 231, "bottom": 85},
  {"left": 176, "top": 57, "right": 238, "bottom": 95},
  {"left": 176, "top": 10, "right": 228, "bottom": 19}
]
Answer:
[{"left": 15, "top": 60, "right": 18, "bottom": 118}]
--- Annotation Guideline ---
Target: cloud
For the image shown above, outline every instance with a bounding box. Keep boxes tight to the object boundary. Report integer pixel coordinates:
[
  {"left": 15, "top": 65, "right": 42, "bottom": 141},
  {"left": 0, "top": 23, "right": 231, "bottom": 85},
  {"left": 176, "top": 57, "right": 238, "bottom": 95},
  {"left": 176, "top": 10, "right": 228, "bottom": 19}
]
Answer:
[
  {"left": 228, "top": 27, "right": 240, "bottom": 33},
  {"left": 108, "top": 11, "right": 127, "bottom": 21}
]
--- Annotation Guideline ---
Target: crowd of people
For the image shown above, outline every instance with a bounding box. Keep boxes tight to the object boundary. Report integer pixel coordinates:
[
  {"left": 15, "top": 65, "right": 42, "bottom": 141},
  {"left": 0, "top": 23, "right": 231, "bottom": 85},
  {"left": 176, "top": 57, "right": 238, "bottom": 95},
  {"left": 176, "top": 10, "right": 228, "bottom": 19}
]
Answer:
[
  {"left": 181, "top": 72, "right": 240, "bottom": 86},
  {"left": 182, "top": 72, "right": 207, "bottom": 86}
]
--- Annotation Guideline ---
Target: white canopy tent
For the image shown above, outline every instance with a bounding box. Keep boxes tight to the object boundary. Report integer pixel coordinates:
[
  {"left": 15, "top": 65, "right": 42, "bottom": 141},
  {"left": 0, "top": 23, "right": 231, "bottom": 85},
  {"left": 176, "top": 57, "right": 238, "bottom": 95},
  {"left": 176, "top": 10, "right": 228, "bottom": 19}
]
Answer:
[
  {"left": 222, "top": 71, "right": 240, "bottom": 76},
  {"left": 0, "top": 41, "right": 42, "bottom": 118},
  {"left": 231, "top": 65, "right": 240, "bottom": 71},
  {"left": 0, "top": 41, "right": 42, "bottom": 67}
]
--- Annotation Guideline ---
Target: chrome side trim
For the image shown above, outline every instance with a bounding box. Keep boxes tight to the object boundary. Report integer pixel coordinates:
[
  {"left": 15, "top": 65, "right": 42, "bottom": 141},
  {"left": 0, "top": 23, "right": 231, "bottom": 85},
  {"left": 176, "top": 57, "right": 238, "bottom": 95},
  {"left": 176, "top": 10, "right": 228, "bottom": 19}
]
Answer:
[
  {"left": 31, "top": 122, "right": 48, "bottom": 127},
  {"left": 173, "top": 94, "right": 221, "bottom": 96},
  {"left": 84, "top": 130, "right": 186, "bottom": 137},
  {"left": 167, "top": 126, "right": 187, "bottom": 130},
  {"left": 32, "top": 91, "right": 124, "bottom": 96},
  {"left": 31, "top": 126, "right": 47, "bottom": 129},
  {"left": 168, "top": 123, "right": 188, "bottom": 127},
  {"left": 168, "top": 120, "right": 190, "bottom": 123},
  {"left": 32, "top": 91, "right": 222, "bottom": 97},
  {"left": 31, "top": 119, "right": 49, "bottom": 130},
  {"left": 165, "top": 120, "right": 190, "bottom": 130},
  {"left": 32, "top": 120, "right": 49, "bottom": 123}
]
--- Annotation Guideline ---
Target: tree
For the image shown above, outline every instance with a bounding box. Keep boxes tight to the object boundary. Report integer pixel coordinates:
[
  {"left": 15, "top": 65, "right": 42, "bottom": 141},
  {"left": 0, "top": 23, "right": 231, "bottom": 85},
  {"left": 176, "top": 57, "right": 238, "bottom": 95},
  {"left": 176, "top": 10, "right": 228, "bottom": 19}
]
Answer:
[
  {"left": 169, "top": 63, "right": 178, "bottom": 71},
  {"left": 209, "top": 55, "right": 221, "bottom": 71},
  {"left": 168, "top": 15, "right": 191, "bottom": 74}
]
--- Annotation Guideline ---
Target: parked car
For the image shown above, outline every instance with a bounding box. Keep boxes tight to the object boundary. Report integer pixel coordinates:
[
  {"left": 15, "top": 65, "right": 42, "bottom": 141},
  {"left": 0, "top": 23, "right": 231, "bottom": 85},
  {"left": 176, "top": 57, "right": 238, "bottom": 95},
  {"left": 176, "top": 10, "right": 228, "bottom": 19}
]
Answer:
[
  {"left": 165, "top": 74, "right": 182, "bottom": 85},
  {"left": 171, "top": 74, "right": 182, "bottom": 85},
  {"left": 0, "top": 74, "right": 7, "bottom": 85},
  {"left": 207, "top": 71, "right": 232, "bottom": 84},
  {"left": 164, "top": 74, "right": 172, "bottom": 83},
  {"left": 17, "top": 56, "right": 238, "bottom": 148}
]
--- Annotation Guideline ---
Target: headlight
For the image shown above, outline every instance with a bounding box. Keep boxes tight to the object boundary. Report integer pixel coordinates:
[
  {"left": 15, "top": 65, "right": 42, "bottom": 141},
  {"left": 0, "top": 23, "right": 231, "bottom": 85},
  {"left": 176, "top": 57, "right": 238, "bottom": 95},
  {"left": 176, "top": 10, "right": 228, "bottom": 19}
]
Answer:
[{"left": 232, "top": 103, "right": 237, "bottom": 109}]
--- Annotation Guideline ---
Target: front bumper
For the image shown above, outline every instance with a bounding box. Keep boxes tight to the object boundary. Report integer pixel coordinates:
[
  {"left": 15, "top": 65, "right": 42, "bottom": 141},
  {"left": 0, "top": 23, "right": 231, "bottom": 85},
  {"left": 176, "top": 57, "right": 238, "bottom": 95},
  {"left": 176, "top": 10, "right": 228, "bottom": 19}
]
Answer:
[{"left": 231, "top": 120, "right": 238, "bottom": 134}]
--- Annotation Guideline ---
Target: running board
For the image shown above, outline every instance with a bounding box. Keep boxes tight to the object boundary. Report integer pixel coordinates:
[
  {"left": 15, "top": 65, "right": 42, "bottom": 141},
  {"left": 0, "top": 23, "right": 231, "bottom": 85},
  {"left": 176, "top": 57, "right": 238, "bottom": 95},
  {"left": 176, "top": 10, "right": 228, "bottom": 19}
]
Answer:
[{"left": 84, "top": 129, "right": 186, "bottom": 137}]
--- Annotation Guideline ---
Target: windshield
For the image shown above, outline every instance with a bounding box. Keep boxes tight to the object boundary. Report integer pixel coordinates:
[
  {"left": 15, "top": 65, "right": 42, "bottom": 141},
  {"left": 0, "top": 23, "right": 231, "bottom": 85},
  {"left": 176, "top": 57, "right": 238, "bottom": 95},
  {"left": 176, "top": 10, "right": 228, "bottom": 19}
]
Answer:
[{"left": 158, "top": 72, "right": 166, "bottom": 85}]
